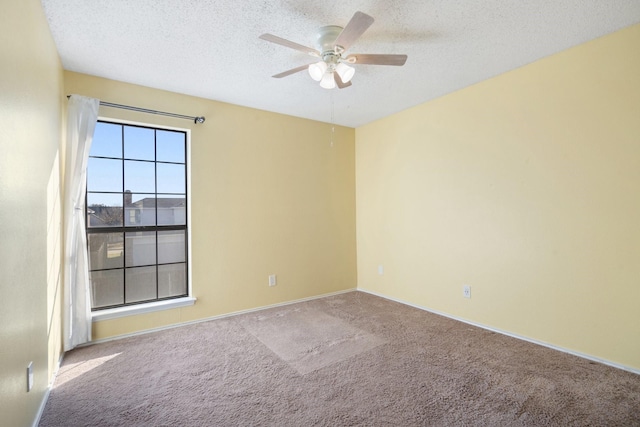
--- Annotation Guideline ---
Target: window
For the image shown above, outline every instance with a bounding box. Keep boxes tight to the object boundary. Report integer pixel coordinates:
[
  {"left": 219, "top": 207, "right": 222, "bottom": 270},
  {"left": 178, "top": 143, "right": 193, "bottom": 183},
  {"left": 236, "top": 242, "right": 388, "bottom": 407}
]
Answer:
[{"left": 86, "top": 121, "right": 189, "bottom": 310}]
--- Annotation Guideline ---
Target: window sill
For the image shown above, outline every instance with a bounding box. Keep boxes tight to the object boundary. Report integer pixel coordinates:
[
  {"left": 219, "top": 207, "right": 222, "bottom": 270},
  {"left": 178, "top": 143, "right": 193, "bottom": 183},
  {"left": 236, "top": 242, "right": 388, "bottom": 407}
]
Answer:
[{"left": 92, "top": 297, "right": 197, "bottom": 322}]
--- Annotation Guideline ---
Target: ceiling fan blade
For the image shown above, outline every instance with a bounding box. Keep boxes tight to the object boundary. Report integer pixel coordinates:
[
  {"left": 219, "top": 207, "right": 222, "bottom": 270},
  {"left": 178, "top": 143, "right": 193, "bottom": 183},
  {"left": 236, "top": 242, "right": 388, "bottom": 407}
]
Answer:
[
  {"left": 333, "top": 11, "right": 374, "bottom": 51},
  {"left": 346, "top": 54, "right": 408, "bottom": 66},
  {"left": 334, "top": 72, "right": 352, "bottom": 89},
  {"left": 272, "top": 64, "right": 313, "bottom": 78},
  {"left": 259, "top": 34, "right": 320, "bottom": 57}
]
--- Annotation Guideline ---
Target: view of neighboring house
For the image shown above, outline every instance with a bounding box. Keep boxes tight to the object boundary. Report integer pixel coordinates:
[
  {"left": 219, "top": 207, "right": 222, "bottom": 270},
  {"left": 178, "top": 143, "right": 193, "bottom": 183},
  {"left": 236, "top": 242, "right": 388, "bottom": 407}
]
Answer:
[
  {"left": 87, "top": 192, "right": 186, "bottom": 227},
  {"left": 125, "top": 195, "right": 186, "bottom": 226}
]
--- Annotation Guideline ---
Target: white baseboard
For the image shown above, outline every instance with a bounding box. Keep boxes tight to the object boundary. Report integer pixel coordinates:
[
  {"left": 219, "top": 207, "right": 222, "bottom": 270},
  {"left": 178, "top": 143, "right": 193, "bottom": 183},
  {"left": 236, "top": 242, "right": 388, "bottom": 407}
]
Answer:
[
  {"left": 33, "top": 388, "right": 50, "bottom": 427},
  {"left": 359, "top": 289, "right": 640, "bottom": 376},
  {"left": 85, "top": 288, "right": 357, "bottom": 346},
  {"left": 33, "top": 353, "right": 65, "bottom": 427}
]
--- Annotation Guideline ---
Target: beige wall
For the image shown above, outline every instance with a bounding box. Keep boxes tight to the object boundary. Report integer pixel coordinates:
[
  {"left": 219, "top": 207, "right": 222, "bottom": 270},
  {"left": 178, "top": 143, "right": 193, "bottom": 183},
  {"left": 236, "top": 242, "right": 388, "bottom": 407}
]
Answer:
[
  {"left": 356, "top": 24, "right": 640, "bottom": 370},
  {"left": 64, "top": 72, "right": 357, "bottom": 339},
  {"left": 0, "top": 0, "right": 65, "bottom": 425}
]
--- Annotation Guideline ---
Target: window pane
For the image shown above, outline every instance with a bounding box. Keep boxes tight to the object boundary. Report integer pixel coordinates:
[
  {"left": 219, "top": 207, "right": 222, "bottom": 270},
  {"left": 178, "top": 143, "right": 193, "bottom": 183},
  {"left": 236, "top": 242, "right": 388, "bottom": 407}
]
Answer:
[
  {"left": 157, "top": 130, "right": 185, "bottom": 163},
  {"left": 157, "top": 163, "right": 185, "bottom": 193},
  {"left": 91, "top": 269, "right": 124, "bottom": 308},
  {"left": 124, "top": 126, "right": 154, "bottom": 160},
  {"left": 87, "top": 157, "right": 122, "bottom": 192},
  {"left": 88, "top": 232, "right": 124, "bottom": 270},
  {"left": 125, "top": 266, "right": 157, "bottom": 303},
  {"left": 87, "top": 193, "right": 123, "bottom": 227},
  {"left": 158, "top": 230, "right": 185, "bottom": 264},
  {"left": 124, "top": 160, "right": 155, "bottom": 193},
  {"left": 157, "top": 196, "right": 186, "bottom": 226},
  {"left": 125, "top": 193, "right": 156, "bottom": 226},
  {"left": 91, "top": 122, "right": 122, "bottom": 158},
  {"left": 158, "top": 263, "right": 186, "bottom": 298},
  {"left": 125, "top": 231, "right": 156, "bottom": 267}
]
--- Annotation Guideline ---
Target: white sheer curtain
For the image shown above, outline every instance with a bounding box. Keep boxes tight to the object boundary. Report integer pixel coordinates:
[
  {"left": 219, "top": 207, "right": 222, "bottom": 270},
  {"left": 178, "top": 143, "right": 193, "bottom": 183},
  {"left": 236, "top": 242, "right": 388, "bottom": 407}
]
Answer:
[{"left": 63, "top": 95, "right": 100, "bottom": 351}]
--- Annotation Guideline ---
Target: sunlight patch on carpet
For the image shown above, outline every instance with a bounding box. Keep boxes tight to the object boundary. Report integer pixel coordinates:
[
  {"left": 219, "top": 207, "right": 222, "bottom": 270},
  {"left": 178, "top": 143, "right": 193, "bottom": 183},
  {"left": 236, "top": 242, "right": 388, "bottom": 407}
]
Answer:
[
  {"left": 239, "top": 307, "right": 386, "bottom": 375},
  {"left": 55, "top": 353, "right": 122, "bottom": 387}
]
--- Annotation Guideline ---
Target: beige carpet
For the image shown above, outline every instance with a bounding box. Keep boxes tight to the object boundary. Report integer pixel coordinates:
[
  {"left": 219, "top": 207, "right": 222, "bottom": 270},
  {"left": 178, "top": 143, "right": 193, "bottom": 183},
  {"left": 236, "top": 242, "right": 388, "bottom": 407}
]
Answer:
[
  {"left": 238, "top": 305, "right": 387, "bottom": 375},
  {"left": 40, "top": 291, "right": 640, "bottom": 426}
]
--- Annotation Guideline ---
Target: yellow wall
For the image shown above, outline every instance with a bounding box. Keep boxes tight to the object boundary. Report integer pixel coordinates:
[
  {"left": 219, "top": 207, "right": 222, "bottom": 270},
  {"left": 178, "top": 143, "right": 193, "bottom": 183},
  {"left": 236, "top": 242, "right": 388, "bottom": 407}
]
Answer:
[
  {"left": 356, "top": 24, "right": 640, "bottom": 370},
  {"left": 64, "top": 72, "right": 357, "bottom": 340},
  {"left": 2, "top": 7, "right": 636, "bottom": 427},
  {"left": 0, "top": 0, "right": 65, "bottom": 425}
]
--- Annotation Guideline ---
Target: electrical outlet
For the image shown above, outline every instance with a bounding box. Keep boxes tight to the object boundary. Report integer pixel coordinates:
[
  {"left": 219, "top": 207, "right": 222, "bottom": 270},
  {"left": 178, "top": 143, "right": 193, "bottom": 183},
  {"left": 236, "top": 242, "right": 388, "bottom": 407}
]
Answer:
[
  {"left": 268, "top": 274, "right": 277, "bottom": 287},
  {"left": 463, "top": 285, "right": 471, "bottom": 299},
  {"left": 27, "top": 362, "right": 33, "bottom": 392},
  {"left": 378, "top": 265, "right": 384, "bottom": 275}
]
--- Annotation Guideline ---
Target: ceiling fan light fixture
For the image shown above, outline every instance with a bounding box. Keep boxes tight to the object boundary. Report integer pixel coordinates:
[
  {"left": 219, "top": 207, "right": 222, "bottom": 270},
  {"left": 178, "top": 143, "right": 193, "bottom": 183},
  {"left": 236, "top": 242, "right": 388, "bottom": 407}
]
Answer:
[
  {"left": 335, "top": 62, "right": 355, "bottom": 83},
  {"left": 319, "top": 71, "right": 336, "bottom": 89},
  {"left": 260, "top": 11, "right": 408, "bottom": 90},
  {"left": 308, "top": 61, "right": 327, "bottom": 81}
]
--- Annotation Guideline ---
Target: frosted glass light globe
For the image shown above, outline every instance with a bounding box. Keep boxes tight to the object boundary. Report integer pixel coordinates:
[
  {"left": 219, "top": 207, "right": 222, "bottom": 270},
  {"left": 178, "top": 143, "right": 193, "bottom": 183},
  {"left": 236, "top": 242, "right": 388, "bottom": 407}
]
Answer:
[
  {"left": 336, "top": 63, "right": 355, "bottom": 83},
  {"left": 319, "top": 71, "right": 336, "bottom": 89},
  {"left": 308, "top": 61, "right": 327, "bottom": 82}
]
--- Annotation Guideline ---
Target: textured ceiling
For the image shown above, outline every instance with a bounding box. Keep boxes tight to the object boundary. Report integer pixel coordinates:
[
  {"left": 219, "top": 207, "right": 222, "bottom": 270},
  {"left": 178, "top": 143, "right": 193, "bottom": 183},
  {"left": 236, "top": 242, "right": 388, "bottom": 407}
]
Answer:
[{"left": 41, "top": 0, "right": 640, "bottom": 128}]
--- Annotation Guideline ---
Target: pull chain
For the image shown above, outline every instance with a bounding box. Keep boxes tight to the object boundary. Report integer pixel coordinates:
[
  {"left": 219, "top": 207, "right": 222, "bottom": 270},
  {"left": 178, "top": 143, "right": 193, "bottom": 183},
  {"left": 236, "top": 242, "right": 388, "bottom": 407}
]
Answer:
[{"left": 330, "top": 91, "right": 335, "bottom": 147}]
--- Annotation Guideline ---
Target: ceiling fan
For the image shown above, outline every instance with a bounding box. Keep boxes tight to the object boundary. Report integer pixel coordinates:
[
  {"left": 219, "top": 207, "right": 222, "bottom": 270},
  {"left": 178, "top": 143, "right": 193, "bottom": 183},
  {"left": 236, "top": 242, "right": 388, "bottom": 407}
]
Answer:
[{"left": 259, "top": 11, "right": 407, "bottom": 89}]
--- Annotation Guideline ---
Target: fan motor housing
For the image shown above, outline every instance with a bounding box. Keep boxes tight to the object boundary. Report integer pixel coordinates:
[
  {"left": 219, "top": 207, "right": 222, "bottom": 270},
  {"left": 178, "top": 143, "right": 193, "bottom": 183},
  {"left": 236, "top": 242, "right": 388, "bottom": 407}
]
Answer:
[{"left": 315, "top": 25, "right": 344, "bottom": 53}]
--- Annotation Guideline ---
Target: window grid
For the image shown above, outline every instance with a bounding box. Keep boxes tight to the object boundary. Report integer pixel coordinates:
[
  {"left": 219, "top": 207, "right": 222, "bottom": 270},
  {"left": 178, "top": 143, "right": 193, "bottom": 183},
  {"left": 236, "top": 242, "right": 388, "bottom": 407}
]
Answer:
[{"left": 86, "top": 121, "right": 188, "bottom": 310}]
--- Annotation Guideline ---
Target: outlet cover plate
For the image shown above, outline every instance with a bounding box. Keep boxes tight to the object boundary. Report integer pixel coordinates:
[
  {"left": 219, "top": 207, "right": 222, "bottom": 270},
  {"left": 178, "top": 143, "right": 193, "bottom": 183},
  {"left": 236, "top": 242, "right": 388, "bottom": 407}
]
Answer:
[{"left": 463, "top": 285, "right": 471, "bottom": 298}]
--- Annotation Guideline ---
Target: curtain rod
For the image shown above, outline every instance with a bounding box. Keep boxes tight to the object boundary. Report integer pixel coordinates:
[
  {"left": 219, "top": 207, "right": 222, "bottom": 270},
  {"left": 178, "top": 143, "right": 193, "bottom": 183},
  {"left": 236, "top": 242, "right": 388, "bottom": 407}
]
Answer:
[{"left": 67, "top": 96, "right": 205, "bottom": 124}]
